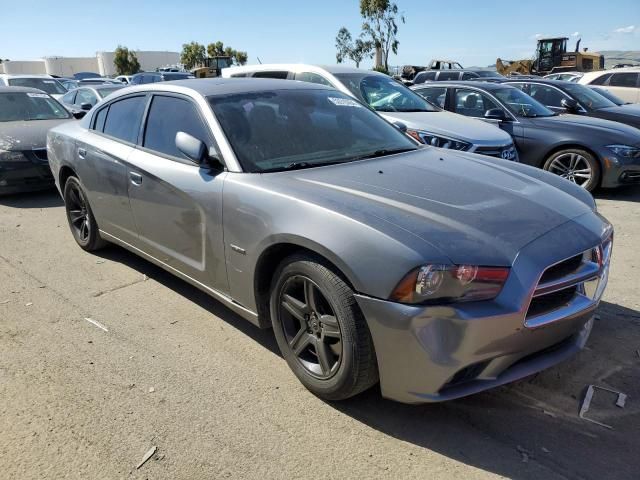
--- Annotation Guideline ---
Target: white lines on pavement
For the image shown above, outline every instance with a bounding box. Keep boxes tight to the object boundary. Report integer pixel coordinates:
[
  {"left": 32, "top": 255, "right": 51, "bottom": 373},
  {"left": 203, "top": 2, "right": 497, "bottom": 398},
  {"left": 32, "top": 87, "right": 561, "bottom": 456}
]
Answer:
[{"left": 84, "top": 317, "right": 109, "bottom": 332}]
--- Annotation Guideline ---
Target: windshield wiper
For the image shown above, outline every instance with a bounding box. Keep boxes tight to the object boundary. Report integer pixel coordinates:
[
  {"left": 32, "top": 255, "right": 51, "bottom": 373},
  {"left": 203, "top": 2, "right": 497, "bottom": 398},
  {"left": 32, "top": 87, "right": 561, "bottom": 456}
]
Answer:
[
  {"left": 348, "top": 147, "right": 418, "bottom": 161},
  {"left": 262, "top": 160, "right": 346, "bottom": 173}
]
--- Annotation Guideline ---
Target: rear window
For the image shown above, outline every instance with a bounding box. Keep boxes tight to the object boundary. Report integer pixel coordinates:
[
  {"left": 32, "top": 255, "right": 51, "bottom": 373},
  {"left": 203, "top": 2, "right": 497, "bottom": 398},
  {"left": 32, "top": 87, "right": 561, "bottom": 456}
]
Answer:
[
  {"left": 102, "top": 95, "right": 147, "bottom": 143},
  {"left": 437, "top": 71, "right": 461, "bottom": 81}
]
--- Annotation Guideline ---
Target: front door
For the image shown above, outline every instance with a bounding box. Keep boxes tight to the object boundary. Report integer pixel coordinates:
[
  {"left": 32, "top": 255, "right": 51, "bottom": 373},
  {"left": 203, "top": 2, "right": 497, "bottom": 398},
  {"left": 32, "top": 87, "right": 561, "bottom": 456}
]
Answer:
[{"left": 125, "top": 94, "right": 228, "bottom": 293}]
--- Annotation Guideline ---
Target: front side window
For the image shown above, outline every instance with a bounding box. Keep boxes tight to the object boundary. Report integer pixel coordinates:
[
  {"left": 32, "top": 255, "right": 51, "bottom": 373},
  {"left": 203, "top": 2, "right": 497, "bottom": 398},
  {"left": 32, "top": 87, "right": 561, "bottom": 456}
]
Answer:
[
  {"left": 588, "top": 73, "right": 612, "bottom": 86},
  {"left": 0, "top": 92, "right": 70, "bottom": 122},
  {"left": 294, "top": 72, "right": 332, "bottom": 86},
  {"left": 454, "top": 89, "right": 500, "bottom": 117},
  {"left": 61, "top": 90, "right": 77, "bottom": 105},
  {"left": 334, "top": 73, "right": 437, "bottom": 112},
  {"left": 527, "top": 84, "right": 569, "bottom": 108},
  {"left": 143, "top": 95, "right": 211, "bottom": 160},
  {"left": 493, "top": 87, "right": 554, "bottom": 118},
  {"left": 7, "top": 77, "right": 66, "bottom": 95},
  {"left": 76, "top": 89, "right": 98, "bottom": 106},
  {"left": 209, "top": 89, "right": 418, "bottom": 173},
  {"left": 414, "top": 87, "right": 447, "bottom": 108},
  {"left": 610, "top": 73, "right": 639, "bottom": 88},
  {"left": 102, "top": 95, "right": 147, "bottom": 143}
]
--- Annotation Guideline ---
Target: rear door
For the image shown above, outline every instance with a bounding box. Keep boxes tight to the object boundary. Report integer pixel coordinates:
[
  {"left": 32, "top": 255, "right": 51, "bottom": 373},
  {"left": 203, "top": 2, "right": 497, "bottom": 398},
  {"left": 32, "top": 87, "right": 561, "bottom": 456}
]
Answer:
[
  {"left": 75, "top": 94, "right": 147, "bottom": 244},
  {"left": 126, "top": 93, "right": 228, "bottom": 292}
]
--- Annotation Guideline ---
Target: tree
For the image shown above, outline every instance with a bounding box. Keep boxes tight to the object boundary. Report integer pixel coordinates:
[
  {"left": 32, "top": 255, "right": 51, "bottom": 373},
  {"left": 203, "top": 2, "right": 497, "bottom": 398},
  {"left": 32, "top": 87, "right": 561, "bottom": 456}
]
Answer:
[
  {"left": 359, "top": 0, "right": 404, "bottom": 70},
  {"left": 181, "top": 41, "right": 206, "bottom": 69},
  {"left": 113, "top": 45, "right": 141, "bottom": 75},
  {"left": 335, "top": 27, "right": 373, "bottom": 67},
  {"left": 206, "top": 41, "right": 248, "bottom": 65}
]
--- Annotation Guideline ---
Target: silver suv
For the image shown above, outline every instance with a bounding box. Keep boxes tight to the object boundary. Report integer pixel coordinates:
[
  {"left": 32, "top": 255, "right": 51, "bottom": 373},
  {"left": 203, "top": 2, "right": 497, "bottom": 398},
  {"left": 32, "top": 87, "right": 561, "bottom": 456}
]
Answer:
[{"left": 222, "top": 64, "right": 518, "bottom": 161}]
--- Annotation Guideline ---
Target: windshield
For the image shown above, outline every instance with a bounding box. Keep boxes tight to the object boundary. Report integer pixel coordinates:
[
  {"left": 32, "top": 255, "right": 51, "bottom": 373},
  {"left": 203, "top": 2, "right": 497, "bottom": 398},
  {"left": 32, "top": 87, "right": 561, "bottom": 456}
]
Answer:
[
  {"left": 493, "top": 88, "right": 555, "bottom": 118},
  {"left": 590, "top": 87, "right": 625, "bottom": 106},
  {"left": 333, "top": 73, "right": 438, "bottom": 112},
  {"left": 97, "top": 87, "right": 123, "bottom": 99},
  {"left": 8, "top": 77, "right": 66, "bottom": 95},
  {"left": 0, "top": 92, "right": 70, "bottom": 121},
  {"left": 209, "top": 89, "right": 418, "bottom": 173},
  {"left": 562, "top": 83, "right": 617, "bottom": 111}
]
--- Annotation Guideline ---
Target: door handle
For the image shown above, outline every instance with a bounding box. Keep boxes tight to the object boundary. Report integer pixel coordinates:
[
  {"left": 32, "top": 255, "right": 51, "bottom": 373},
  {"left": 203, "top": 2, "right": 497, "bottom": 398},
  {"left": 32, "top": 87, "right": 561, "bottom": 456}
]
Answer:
[
  {"left": 129, "top": 171, "right": 143, "bottom": 186},
  {"left": 78, "top": 148, "right": 87, "bottom": 159}
]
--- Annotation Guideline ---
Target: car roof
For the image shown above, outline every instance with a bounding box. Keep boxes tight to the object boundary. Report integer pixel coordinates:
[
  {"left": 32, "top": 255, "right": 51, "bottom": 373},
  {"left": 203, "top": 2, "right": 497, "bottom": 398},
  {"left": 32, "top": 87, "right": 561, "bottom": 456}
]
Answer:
[
  {"left": 0, "top": 86, "right": 48, "bottom": 94},
  {"left": 503, "top": 78, "right": 575, "bottom": 87},
  {"left": 223, "top": 63, "right": 384, "bottom": 76},
  {"left": 110, "top": 78, "right": 333, "bottom": 98}
]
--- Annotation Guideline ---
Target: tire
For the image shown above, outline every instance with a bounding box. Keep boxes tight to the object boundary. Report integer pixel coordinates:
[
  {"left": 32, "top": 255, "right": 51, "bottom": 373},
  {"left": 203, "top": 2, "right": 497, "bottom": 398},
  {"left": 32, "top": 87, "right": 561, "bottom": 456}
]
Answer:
[
  {"left": 63, "top": 176, "right": 107, "bottom": 251},
  {"left": 543, "top": 149, "right": 600, "bottom": 192},
  {"left": 270, "top": 254, "right": 378, "bottom": 401}
]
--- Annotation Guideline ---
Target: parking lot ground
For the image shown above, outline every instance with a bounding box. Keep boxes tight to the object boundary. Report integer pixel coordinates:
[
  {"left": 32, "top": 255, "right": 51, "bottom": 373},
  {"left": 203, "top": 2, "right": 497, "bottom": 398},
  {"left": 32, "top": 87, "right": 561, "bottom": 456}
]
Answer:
[{"left": 1, "top": 187, "right": 639, "bottom": 480}]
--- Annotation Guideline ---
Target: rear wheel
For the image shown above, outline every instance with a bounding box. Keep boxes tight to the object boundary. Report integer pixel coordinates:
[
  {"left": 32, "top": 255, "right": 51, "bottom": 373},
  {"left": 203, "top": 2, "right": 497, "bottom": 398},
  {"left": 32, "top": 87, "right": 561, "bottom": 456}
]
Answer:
[
  {"left": 543, "top": 149, "right": 600, "bottom": 192},
  {"left": 63, "top": 176, "right": 106, "bottom": 251},
  {"left": 270, "top": 255, "right": 378, "bottom": 401}
]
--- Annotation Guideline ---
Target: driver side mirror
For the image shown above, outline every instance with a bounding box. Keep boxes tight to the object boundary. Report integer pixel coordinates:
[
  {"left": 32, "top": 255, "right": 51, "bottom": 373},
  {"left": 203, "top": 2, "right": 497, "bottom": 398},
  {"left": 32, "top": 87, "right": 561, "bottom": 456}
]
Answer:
[
  {"left": 80, "top": 103, "right": 93, "bottom": 111},
  {"left": 392, "top": 121, "right": 407, "bottom": 133},
  {"left": 175, "top": 131, "right": 224, "bottom": 170},
  {"left": 484, "top": 108, "right": 507, "bottom": 121},
  {"left": 560, "top": 97, "right": 579, "bottom": 113}
]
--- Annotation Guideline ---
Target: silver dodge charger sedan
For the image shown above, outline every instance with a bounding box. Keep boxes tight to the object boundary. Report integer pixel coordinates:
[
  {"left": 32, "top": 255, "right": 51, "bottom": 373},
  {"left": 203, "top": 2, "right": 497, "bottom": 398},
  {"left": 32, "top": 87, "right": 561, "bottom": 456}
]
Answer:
[{"left": 47, "top": 79, "right": 613, "bottom": 404}]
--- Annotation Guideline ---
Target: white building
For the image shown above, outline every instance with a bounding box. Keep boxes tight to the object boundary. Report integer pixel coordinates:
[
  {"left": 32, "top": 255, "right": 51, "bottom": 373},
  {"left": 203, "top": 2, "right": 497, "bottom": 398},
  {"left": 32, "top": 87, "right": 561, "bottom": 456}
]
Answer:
[{"left": 0, "top": 50, "right": 181, "bottom": 77}]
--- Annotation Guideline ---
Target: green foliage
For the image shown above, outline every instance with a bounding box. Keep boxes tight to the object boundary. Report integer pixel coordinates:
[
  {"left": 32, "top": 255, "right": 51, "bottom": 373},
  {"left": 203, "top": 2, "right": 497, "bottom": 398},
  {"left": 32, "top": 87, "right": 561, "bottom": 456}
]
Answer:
[
  {"left": 113, "top": 45, "right": 141, "bottom": 75},
  {"left": 359, "top": 0, "right": 404, "bottom": 70},
  {"left": 206, "top": 41, "right": 249, "bottom": 66},
  {"left": 181, "top": 41, "right": 206, "bottom": 70},
  {"left": 335, "top": 27, "right": 374, "bottom": 68}
]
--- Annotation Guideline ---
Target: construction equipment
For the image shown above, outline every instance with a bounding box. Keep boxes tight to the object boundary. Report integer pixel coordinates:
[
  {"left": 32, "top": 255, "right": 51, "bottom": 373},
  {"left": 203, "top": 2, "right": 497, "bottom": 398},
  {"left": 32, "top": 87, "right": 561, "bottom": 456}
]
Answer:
[
  {"left": 191, "top": 56, "right": 233, "bottom": 78},
  {"left": 497, "top": 37, "right": 604, "bottom": 76}
]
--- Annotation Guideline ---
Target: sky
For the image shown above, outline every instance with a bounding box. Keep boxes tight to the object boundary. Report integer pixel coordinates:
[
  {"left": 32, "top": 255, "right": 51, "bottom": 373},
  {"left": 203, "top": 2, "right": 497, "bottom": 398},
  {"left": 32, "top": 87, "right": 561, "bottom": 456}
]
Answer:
[{"left": 3, "top": 0, "right": 639, "bottom": 68}]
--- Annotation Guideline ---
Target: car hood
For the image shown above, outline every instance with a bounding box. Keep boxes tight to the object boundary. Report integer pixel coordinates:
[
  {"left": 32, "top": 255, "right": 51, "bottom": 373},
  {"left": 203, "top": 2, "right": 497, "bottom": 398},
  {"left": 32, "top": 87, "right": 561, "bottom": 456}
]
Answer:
[
  {"left": 0, "top": 118, "right": 72, "bottom": 150},
  {"left": 532, "top": 113, "right": 640, "bottom": 141},
  {"left": 261, "top": 148, "right": 595, "bottom": 266},
  {"left": 379, "top": 110, "right": 513, "bottom": 146},
  {"left": 593, "top": 106, "right": 640, "bottom": 128}
]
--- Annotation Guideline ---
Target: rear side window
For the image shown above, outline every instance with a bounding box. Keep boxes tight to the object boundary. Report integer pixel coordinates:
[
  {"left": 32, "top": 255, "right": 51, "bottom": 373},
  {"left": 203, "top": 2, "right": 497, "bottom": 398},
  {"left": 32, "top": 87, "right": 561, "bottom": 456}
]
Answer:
[
  {"left": 93, "top": 106, "right": 108, "bottom": 132},
  {"left": 461, "top": 72, "right": 478, "bottom": 80},
  {"left": 252, "top": 71, "right": 289, "bottom": 79},
  {"left": 437, "top": 71, "right": 461, "bottom": 81},
  {"left": 413, "top": 71, "right": 436, "bottom": 83},
  {"left": 588, "top": 73, "right": 612, "bottom": 85},
  {"left": 610, "top": 73, "right": 639, "bottom": 88},
  {"left": 102, "top": 96, "right": 147, "bottom": 143},
  {"left": 143, "top": 95, "right": 211, "bottom": 160}
]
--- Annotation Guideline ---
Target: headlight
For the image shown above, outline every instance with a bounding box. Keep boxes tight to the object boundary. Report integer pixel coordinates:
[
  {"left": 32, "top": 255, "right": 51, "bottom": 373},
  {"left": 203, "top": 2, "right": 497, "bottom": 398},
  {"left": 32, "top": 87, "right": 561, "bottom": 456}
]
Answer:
[
  {"left": 0, "top": 151, "right": 29, "bottom": 163},
  {"left": 606, "top": 144, "right": 640, "bottom": 158},
  {"left": 390, "top": 264, "right": 510, "bottom": 304},
  {"left": 406, "top": 129, "right": 472, "bottom": 151}
]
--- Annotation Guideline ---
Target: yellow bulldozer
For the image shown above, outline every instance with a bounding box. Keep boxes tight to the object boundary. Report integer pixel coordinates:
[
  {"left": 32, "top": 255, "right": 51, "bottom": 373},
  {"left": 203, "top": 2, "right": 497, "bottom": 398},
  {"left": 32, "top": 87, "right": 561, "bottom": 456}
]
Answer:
[{"left": 497, "top": 37, "right": 604, "bottom": 76}]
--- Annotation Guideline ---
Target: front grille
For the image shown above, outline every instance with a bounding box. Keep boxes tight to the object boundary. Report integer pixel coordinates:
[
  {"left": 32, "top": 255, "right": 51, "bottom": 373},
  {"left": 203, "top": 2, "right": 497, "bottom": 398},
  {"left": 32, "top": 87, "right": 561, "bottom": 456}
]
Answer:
[
  {"left": 539, "top": 253, "right": 583, "bottom": 284},
  {"left": 475, "top": 144, "right": 518, "bottom": 161},
  {"left": 527, "top": 286, "right": 577, "bottom": 318},
  {"left": 32, "top": 149, "right": 48, "bottom": 161}
]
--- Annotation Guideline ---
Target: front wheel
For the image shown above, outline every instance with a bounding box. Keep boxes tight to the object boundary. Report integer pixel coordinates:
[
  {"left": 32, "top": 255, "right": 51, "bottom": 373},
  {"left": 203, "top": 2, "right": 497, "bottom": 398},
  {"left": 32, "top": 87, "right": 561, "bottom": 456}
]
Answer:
[
  {"left": 270, "top": 255, "right": 378, "bottom": 401},
  {"left": 543, "top": 149, "right": 600, "bottom": 192}
]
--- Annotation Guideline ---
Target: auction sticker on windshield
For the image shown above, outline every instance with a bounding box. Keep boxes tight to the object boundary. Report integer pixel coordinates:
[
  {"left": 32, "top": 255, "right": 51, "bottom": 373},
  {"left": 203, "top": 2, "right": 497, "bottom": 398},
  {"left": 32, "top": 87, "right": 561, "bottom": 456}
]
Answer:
[{"left": 328, "top": 97, "right": 362, "bottom": 108}]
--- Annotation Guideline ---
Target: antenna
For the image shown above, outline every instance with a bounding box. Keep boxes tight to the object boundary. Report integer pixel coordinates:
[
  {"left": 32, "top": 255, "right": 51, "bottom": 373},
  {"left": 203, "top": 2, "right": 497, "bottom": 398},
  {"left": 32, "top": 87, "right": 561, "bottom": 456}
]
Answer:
[{"left": 257, "top": 57, "right": 263, "bottom": 64}]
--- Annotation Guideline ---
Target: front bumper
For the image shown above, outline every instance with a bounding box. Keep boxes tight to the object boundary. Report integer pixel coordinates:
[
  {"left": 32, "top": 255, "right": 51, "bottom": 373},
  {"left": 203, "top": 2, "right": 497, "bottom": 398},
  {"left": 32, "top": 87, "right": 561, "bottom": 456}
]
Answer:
[
  {"left": 600, "top": 151, "right": 640, "bottom": 188},
  {"left": 0, "top": 153, "right": 55, "bottom": 195},
  {"left": 355, "top": 213, "right": 611, "bottom": 404}
]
